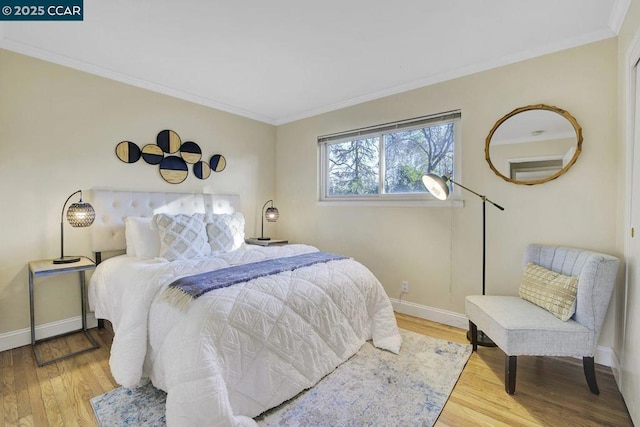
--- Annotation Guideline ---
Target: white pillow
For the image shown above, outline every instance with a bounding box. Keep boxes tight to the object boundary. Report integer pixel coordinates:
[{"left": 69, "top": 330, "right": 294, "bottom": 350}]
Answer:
[
  {"left": 124, "top": 218, "right": 137, "bottom": 256},
  {"left": 152, "top": 213, "right": 211, "bottom": 261},
  {"left": 125, "top": 217, "right": 161, "bottom": 259},
  {"left": 205, "top": 212, "right": 245, "bottom": 255}
]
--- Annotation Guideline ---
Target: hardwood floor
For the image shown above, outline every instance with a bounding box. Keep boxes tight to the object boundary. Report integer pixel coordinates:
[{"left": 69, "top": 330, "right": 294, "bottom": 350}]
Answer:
[
  {"left": 0, "top": 314, "right": 633, "bottom": 426},
  {"left": 0, "top": 328, "right": 116, "bottom": 427},
  {"left": 396, "top": 313, "right": 633, "bottom": 427}
]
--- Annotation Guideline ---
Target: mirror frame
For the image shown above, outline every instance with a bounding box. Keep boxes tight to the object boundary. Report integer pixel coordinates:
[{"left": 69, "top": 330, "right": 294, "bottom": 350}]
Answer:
[{"left": 484, "top": 104, "right": 583, "bottom": 185}]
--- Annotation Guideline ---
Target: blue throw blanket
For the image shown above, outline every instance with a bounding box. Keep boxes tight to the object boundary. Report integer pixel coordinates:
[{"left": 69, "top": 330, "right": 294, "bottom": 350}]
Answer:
[{"left": 167, "top": 251, "right": 348, "bottom": 300}]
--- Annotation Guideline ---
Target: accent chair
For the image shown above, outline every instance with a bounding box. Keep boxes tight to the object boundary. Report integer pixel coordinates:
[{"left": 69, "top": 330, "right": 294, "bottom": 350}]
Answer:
[{"left": 465, "top": 244, "right": 619, "bottom": 394}]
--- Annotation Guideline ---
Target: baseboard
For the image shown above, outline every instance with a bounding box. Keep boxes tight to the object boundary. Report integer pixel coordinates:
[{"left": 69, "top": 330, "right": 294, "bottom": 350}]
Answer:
[
  {"left": 390, "top": 298, "right": 614, "bottom": 367},
  {"left": 2, "top": 304, "right": 615, "bottom": 368},
  {"left": 610, "top": 348, "right": 623, "bottom": 387},
  {"left": 0, "top": 313, "right": 98, "bottom": 353},
  {"left": 391, "top": 298, "right": 468, "bottom": 330},
  {"left": 594, "top": 344, "right": 615, "bottom": 369}
]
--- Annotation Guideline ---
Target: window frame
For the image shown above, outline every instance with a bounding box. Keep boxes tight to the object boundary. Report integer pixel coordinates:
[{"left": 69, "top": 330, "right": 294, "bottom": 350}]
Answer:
[{"left": 318, "top": 112, "right": 462, "bottom": 205}]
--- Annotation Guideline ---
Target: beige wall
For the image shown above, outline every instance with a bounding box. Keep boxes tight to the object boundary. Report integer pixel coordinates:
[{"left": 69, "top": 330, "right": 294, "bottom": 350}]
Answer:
[
  {"left": 0, "top": 34, "right": 624, "bottom": 370},
  {"left": 0, "top": 23, "right": 631, "bottom": 413},
  {"left": 0, "top": 49, "right": 277, "bottom": 335},
  {"left": 276, "top": 39, "right": 619, "bottom": 347}
]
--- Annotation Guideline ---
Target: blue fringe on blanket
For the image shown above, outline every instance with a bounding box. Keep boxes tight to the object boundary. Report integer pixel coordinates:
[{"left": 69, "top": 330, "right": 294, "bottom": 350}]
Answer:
[{"left": 166, "top": 251, "right": 348, "bottom": 301}]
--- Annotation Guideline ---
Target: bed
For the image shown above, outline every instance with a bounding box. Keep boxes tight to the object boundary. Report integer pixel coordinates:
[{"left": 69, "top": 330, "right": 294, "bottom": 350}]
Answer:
[{"left": 87, "top": 189, "right": 402, "bottom": 426}]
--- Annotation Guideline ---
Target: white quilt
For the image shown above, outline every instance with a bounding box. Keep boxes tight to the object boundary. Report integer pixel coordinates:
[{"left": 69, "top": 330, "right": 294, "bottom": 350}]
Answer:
[{"left": 89, "top": 244, "right": 402, "bottom": 426}]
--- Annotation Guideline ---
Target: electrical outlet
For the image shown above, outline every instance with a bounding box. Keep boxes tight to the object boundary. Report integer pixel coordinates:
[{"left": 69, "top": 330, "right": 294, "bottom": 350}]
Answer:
[{"left": 401, "top": 281, "right": 409, "bottom": 293}]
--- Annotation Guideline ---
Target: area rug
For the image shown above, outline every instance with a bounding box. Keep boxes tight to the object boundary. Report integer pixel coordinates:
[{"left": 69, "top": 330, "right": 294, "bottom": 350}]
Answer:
[{"left": 90, "top": 329, "right": 471, "bottom": 426}]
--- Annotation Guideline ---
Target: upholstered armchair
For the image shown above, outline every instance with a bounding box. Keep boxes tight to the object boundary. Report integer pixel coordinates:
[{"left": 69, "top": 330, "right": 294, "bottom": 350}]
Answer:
[{"left": 465, "top": 244, "right": 619, "bottom": 395}]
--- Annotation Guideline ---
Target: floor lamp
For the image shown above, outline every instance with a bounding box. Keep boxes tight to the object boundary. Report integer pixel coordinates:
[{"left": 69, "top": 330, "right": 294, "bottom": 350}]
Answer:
[{"left": 422, "top": 173, "right": 504, "bottom": 346}]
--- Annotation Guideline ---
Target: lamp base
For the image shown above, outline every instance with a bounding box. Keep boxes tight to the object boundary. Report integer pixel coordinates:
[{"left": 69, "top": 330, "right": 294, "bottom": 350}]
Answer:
[
  {"left": 52, "top": 256, "right": 81, "bottom": 264},
  {"left": 467, "top": 329, "right": 497, "bottom": 347},
  {"left": 257, "top": 237, "right": 271, "bottom": 241}
]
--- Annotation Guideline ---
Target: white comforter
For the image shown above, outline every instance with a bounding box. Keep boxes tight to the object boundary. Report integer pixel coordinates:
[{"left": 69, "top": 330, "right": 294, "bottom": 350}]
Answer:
[{"left": 89, "top": 244, "right": 401, "bottom": 426}]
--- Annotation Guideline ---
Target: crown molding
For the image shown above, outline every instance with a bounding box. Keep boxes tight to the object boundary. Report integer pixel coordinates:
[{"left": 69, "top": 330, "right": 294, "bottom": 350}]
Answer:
[
  {"left": 0, "top": 38, "right": 279, "bottom": 125},
  {"left": 610, "top": 0, "right": 631, "bottom": 34},
  {"left": 275, "top": 28, "right": 616, "bottom": 125},
  {"left": 0, "top": 25, "right": 618, "bottom": 127}
]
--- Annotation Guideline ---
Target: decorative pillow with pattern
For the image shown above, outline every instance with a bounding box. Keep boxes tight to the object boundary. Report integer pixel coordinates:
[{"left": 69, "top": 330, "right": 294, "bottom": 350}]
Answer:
[
  {"left": 519, "top": 262, "right": 579, "bottom": 321},
  {"left": 152, "top": 213, "right": 211, "bottom": 261},
  {"left": 205, "top": 212, "right": 245, "bottom": 255}
]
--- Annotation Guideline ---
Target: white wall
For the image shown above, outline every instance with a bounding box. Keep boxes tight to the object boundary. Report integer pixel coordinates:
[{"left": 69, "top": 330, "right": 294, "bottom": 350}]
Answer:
[
  {"left": 276, "top": 39, "right": 620, "bottom": 351},
  {"left": 616, "top": 1, "right": 640, "bottom": 424},
  {"left": 0, "top": 49, "right": 277, "bottom": 336}
]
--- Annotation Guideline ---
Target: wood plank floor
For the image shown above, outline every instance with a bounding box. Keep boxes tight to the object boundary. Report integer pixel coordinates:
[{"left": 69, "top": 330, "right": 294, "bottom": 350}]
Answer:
[
  {"left": 0, "top": 314, "right": 633, "bottom": 426},
  {"left": 397, "top": 313, "right": 633, "bottom": 427},
  {"left": 0, "top": 328, "right": 116, "bottom": 427}
]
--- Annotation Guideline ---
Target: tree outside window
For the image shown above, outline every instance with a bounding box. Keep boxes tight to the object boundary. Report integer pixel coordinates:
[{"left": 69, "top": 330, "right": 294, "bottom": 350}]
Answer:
[{"left": 323, "top": 115, "right": 458, "bottom": 199}]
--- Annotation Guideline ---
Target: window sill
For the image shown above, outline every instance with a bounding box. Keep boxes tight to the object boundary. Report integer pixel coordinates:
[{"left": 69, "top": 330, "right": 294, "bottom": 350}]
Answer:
[{"left": 316, "top": 199, "right": 464, "bottom": 208}]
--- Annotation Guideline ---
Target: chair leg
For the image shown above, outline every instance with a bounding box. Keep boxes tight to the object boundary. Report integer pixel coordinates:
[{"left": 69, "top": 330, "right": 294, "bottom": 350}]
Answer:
[
  {"left": 505, "top": 355, "right": 517, "bottom": 394},
  {"left": 469, "top": 321, "right": 478, "bottom": 351},
  {"left": 583, "top": 356, "right": 600, "bottom": 394}
]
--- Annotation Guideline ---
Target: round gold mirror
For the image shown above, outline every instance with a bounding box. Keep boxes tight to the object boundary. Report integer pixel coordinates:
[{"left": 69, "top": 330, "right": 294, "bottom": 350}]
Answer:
[{"left": 485, "top": 104, "right": 582, "bottom": 185}]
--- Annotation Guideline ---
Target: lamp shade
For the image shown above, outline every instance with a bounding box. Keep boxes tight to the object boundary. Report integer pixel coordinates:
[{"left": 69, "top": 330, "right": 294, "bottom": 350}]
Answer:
[
  {"left": 66, "top": 201, "right": 95, "bottom": 227},
  {"left": 265, "top": 206, "right": 279, "bottom": 222},
  {"left": 421, "top": 173, "right": 450, "bottom": 200}
]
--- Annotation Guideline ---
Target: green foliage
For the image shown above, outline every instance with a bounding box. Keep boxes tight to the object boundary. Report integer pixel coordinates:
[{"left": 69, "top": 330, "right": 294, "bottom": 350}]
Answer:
[
  {"left": 328, "top": 138, "right": 379, "bottom": 195},
  {"left": 392, "top": 164, "right": 425, "bottom": 193},
  {"left": 327, "top": 122, "right": 455, "bottom": 196}
]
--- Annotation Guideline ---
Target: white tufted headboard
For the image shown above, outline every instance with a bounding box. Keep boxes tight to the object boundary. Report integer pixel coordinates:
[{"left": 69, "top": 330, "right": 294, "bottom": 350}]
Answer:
[{"left": 88, "top": 189, "right": 241, "bottom": 254}]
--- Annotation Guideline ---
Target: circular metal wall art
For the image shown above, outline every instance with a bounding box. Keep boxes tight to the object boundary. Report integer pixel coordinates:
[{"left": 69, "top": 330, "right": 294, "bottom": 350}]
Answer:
[
  {"left": 115, "top": 141, "right": 141, "bottom": 163},
  {"left": 141, "top": 144, "right": 165, "bottom": 165},
  {"left": 115, "top": 129, "right": 226, "bottom": 184},
  {"left": 159, "top": 156, "right": 188, "bottom": 184},
  {"left": 210, "top": 154, "right": 226, "bottom": 172},
  {"left": 157, "top": 129, "right": 182, "bottom": 154},
  {"left": 193, "top": 161, "right": 211, "bottom": 179},
  {"left": 180, "top": 141, "right": 202, "bottom": 164}
]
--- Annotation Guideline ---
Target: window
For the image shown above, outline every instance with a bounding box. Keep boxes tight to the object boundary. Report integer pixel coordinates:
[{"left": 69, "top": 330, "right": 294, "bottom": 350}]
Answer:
[{"left": 319, "top": 111, "right": 461, "bottom": 202}]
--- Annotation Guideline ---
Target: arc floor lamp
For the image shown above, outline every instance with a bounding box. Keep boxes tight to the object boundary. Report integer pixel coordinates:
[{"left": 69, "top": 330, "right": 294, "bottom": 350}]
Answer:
[{"left": 422, "top": 173, "right": 504, "bottom": 346}]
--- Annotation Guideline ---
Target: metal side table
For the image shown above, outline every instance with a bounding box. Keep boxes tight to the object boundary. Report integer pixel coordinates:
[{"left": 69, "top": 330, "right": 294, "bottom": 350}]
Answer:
[{"left": 28, "top": 256, "right": 99, "bottom": 366}]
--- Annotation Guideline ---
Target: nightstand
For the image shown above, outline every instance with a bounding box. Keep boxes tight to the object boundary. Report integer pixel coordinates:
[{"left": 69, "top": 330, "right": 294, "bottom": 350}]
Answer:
[
  {"left": 28, "top": 256, "right": 99, "bottom": 366},
  {"left": 245, "top": 238, "right": 289, "bottom": 246}
]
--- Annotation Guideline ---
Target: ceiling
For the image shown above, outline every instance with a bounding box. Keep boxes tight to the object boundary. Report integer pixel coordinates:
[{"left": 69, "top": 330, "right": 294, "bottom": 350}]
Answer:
[{"left": 0, "top": 0, "right": 629, "bottom": 125}]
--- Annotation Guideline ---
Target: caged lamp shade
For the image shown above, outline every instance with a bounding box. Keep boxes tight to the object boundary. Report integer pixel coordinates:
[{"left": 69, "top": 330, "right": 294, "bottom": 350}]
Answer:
[
  {"left": 66, "top": 201, "right": 96, "bottom": 227},
  {"left": 265, "top": 206, "right": 280, "bottom": 222},
  {"left": 53, "top": 190, "right": 96, "bottom": 264},
  {"left": 258, "top": 200, "right": 280, "bottom": 240}
]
